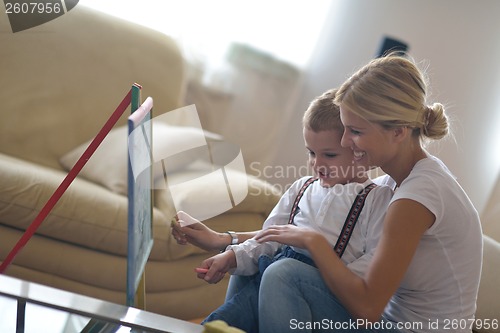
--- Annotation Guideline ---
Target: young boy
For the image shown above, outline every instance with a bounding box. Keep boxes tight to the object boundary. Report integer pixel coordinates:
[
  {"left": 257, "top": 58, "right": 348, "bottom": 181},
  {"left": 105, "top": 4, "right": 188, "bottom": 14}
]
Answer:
[{"left": 174, "top": 89, "right": 393, "bottom": 332}]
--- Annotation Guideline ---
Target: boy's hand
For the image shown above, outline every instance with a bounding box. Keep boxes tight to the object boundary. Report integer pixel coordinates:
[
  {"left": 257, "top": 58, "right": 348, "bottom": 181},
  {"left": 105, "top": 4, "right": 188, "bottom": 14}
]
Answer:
[
  {"left": 171, "top": 211, "right": 228, "bottom": 251},
  {"left": 196, "top": 250, "right": 237, "bottom": 284}
]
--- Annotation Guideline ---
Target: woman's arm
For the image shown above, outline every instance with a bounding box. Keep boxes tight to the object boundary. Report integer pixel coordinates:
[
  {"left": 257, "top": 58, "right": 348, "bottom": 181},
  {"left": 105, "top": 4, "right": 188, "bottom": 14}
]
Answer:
[{"left": 255, "top": 198, "right": 434, "bottom": 323}]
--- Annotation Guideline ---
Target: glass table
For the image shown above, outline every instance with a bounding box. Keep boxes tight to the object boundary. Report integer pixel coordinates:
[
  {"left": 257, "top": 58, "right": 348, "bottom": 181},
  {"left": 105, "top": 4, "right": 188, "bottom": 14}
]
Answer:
[{"left": 0, "top": 275, "right": 204, "bottom": 333}]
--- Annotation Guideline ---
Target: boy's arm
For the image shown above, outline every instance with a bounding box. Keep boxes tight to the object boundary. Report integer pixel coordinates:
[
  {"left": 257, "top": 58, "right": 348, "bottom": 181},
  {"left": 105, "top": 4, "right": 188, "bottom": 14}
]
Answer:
[
  {"left": 229, "top": 239, "right": 282, "bottom": 275},
  {"left": 229, "top": 178, "right": 309, "bottom": 275},
  {"left": 229, "top": 205, "right": 291, "bottom": 276}
]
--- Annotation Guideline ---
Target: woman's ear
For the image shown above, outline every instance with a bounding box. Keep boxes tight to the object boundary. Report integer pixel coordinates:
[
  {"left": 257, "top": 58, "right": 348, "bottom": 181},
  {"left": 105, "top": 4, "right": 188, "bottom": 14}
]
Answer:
[{"left": 392, "top": 126, "right": 411, "bottom": 143}]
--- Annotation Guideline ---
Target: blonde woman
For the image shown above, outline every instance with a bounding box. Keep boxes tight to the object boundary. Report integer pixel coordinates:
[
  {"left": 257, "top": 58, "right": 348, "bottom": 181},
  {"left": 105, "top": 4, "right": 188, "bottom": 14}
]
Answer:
[{"left": 255, "top": 54, "right": 482, "bottom": 332}]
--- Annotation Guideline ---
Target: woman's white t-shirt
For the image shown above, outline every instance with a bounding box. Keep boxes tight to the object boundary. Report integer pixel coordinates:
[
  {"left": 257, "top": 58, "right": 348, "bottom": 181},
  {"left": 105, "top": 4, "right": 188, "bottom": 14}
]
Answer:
[{"left": 376, "top": 156, "right": 483, "bottom": 332}]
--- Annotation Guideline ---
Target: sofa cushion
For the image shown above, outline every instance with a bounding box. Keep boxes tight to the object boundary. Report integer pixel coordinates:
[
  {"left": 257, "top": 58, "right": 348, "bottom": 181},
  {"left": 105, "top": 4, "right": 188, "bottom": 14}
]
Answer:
[
  {"left": 474, "top": 235, "right": 500, "bottom": 333},
  {"left": 0, "top": 152, "right": 166, "bottom": 258},
  {"left": 59, "top": 122, "right": 223, "bottom": 195}
]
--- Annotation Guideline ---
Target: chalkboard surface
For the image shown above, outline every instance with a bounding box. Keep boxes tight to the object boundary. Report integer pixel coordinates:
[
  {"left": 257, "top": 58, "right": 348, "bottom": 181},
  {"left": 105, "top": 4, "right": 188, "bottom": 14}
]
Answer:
[{"left": 126, "top": 85, "right": 154, "bottom": 307}]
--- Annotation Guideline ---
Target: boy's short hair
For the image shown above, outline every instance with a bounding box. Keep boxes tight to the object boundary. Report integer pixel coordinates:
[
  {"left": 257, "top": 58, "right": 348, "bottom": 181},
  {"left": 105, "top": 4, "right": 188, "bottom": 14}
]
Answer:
[{"left": 302, "top": 88, "right": 343, "bottom": 132}]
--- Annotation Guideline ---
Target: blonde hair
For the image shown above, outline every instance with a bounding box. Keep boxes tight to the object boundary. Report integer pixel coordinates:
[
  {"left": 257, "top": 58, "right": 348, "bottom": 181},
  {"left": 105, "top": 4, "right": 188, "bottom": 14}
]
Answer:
[
  {"left": 303, "top": 88, "right": 343, "bottom": 132},
  {"left": 334, "top": 53, "right": 448, "bottom": 141}
]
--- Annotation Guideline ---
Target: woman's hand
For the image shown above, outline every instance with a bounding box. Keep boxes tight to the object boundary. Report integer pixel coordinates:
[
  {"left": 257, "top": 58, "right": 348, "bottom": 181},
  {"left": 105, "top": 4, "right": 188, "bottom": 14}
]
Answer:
[{"left": 254, "top": 224, "right": 323, "bottom": 250}]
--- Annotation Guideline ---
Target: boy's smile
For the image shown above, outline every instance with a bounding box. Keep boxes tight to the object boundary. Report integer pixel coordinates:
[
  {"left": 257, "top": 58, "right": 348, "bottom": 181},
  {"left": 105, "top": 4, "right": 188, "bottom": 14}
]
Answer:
[{"left": 303, "top": 127, "right": 368, "bottom": 187}]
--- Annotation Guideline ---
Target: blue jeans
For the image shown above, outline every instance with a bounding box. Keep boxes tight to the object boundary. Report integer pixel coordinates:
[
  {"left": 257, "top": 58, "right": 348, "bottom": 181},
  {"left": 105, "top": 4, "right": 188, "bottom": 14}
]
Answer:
[
  {"left": 203, "top": 248, "right": 402, "bottom": 333},
  {"left": 224, "top": 245, "right": 316, "bottom": 302},
  {"left": 258, "top": 258, "right": 402, "bottom": 333},
  {"left": 203, "top": 246, "right": 314, "bottom": 332},
  {"left": 225, "top": 274, "right": 253, "bottom": 301},
  {"left": 202, "top": 253, "right": 275, "bottom": 333}
]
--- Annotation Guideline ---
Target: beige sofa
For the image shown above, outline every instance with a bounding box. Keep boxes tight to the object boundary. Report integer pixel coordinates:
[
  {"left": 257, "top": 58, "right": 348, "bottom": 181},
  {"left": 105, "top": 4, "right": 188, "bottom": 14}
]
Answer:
[
  {"left": 0, "top": 6, "right": 280, "bottom": 321},
  {"left": 476, "top": 176, "right": 500, "bottom": 333}
]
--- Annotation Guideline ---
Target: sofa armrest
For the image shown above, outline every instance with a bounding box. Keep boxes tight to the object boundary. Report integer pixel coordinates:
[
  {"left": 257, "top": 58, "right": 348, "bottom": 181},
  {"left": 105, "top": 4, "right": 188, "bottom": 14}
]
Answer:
[
  {"left": 475, "top": 235, "right": 500, "bottom": 333},
  {"left": 481, "top": 174, "right": 500, "bottom": 243}
]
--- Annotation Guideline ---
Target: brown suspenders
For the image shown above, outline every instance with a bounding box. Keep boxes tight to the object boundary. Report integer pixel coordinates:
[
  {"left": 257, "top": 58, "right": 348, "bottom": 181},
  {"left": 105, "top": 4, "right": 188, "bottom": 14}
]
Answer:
[{"left": 287, "top": 177, "right": 377, "bottom": 258}]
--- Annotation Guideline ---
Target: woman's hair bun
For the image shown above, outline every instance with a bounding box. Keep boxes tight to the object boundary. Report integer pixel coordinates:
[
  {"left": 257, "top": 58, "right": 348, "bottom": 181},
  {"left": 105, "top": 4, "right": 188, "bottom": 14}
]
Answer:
[{"left": 422, "top": 103, "right": 448, "bottom": 140}]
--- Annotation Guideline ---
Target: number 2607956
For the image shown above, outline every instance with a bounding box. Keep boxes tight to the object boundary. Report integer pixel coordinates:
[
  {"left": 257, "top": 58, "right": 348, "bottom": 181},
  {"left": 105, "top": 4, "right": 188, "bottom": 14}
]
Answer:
[{"left": 5, "top": 2, "right": 62, "bottom": 14}]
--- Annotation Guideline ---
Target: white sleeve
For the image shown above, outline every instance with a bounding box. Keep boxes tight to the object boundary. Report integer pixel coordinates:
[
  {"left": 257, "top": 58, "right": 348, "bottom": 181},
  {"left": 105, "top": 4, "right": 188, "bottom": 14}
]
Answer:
[
  {"left": 229, "top": 177, "right": 311, "bottom": 275},
  {"left": 373, "top": 174, "right": 396, "bottom": 190},
  {"left": 229, "top": 240, "right": 281, "bottom": 275}
]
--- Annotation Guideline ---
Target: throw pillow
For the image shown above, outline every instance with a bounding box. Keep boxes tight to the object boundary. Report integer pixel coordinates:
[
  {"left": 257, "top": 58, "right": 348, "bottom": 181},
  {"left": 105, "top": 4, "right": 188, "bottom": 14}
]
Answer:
[{"left": 59, "top": 122, "right": 223, "bottom": 195}]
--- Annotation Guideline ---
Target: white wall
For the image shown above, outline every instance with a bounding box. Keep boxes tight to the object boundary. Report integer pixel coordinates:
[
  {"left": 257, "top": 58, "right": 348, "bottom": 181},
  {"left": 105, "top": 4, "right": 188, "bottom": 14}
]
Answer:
[{"left": 272, "top": 0, "right": 500, "bottom": 214}]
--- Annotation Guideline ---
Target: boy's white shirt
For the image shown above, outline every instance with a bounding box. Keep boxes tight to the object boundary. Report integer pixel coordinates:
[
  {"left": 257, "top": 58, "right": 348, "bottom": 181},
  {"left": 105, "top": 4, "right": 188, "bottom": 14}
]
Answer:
[{"left": 228, "top": 176, "right": 394, "bottom": 277}]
